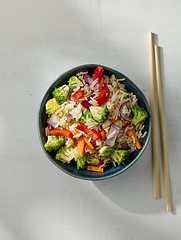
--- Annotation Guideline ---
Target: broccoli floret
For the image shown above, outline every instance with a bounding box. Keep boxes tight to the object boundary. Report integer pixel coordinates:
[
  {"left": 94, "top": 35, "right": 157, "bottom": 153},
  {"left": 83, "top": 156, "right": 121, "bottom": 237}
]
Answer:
[
  {"left": 76, "top": 154, "right": 87, "bottom": 170},
  {"left": 123, "top": 94, "right": 130, "bottom": 99},
  {"left": 78, "top": 110, "right": 92, "bottom": 123},
  {"left": 131, "top": 106, "right": 148, "bottom": 125},
  {"left": 44, "top": 135, "right": 65, "bottom": 152},
  {"left": 71, "top": 111, "right": 92, "bottom": 125},
  {"left": 88, "top": 157, "right": 99, "bottom": 166},
  {"left": 45, "top": 98, "right": 61, "bottom": 115},
  {"left": 98, "top": 146, "right": 116, "bottom": 158},
  {"left": 71, "top": 148, "right": 87, "bottom": 170},
  {"left": 55, "top": 145, "right": 75, "bottom": 163},
  {"left": 68, "top": 76, "right": 84, "bottom": 87},
  {"left": 52, "top": 85, "right": 69, "bottom": 105},
  {"left": 65, "top": 138, "right": 75, "bottom": 147},
  {"left": 90, "top": 106, "right": 109, "bottom": 123},
  {"left": 111, "top": 150, "right": 130, "bottom": 165}
]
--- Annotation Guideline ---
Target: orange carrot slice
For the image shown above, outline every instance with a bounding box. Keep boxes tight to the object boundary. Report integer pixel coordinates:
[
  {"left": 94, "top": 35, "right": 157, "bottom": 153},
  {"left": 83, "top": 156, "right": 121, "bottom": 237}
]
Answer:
[
  {"left": 87, "top": 165, "right": 104, "bottom": 172},
  {"left": 127, "top": 129, "right": 142, "bottom": 149},
  {"left": 77, "top": 136, "right": 85, "bottom": 156},
  {"left": 99, "top": 77, "right": 104, "bottom": 90},
  {"left": 110, "top": 119, "right": 118, "bottom": 124},
  {"left": 100, "top": 129, "right": 106, "bottom": 141},
  {"left": 83, "top": 137, "right": 94, "bottom": 150}
]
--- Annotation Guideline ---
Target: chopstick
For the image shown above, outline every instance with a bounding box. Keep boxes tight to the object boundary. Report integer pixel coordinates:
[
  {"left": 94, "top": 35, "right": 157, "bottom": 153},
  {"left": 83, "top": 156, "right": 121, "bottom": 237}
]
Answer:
[
  {"left": 154, "top": 45, "right": 171, "bottom": 211},
  {"left": 149, "top": 32, "right": 160, "bottom": 199}
]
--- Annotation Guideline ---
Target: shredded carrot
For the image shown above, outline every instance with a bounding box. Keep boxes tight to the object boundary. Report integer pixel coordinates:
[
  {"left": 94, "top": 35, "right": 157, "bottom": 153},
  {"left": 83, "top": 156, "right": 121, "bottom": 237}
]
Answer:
[
  {"left": 110, "top": 118, "right": 118, "bottom": 124},
  {"left": 99, "top": 77, "right": 104, "bottom": 90},
  {"left": 83, "top": 136, "right": 94, "bottom": 150},
  {"left": 87, "top": 165, "right": 104, "bottom": 172},
  {"left": 127, "top": 129, "right": 142, "bottom": 149},
  {"left": 77, "top": 136, "right": 85, "bottom": 156},
  {"left": 100, "top": 129, "right": 106, "bottom": 141}
]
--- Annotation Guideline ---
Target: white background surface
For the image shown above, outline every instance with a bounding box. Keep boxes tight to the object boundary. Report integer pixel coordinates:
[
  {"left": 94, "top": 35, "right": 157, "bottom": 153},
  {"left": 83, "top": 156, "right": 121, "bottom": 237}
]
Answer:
[{"left": 1, "top": 0, "right": 181, "bottom": 239}]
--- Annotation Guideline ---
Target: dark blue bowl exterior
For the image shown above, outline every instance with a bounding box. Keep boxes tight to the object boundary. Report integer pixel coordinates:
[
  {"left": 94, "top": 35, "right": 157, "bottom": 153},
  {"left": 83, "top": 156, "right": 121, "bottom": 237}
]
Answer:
[{"left": 38, "top": 64, "right": 152, "bottom": 180}]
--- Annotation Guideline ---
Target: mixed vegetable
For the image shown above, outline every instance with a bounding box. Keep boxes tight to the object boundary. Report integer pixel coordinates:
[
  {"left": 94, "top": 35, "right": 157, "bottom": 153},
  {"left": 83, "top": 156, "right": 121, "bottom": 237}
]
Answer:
[{"left": 44, "top": 66, "right": 148, "bottom": 172}]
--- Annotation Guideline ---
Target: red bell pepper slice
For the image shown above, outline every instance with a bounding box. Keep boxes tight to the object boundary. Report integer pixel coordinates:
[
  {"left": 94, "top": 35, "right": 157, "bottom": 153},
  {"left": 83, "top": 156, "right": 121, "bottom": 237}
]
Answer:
[
  {"left": 73, "top": 137, "right": 79, "bottom": 146},
  {"left": 97, "top": 159, "right": 104, "bottom": 168},
  {"left": 95, "top": 83, "right": 110, "bottom": 106},
  {"left": 75, "top": 121, "right": 102, "bottom": 141},
  {"left": 93, "top": 66, "right": 104, "bottom": 82},
  {"left": 72, "top": 89, "right": 84, "bottom": 102},
  {"left": 122, "top": 122, "right": 128, "bottom": 129},
  {"left": 49, "top": 129, "right": 73, "bottom": 138}
]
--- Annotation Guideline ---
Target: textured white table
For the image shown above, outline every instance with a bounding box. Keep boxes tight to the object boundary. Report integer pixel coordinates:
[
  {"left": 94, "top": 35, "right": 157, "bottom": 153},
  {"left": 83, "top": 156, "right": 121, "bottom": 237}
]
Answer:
[{"left": 1, "top": 0, "right": 181, "bottom": 239}]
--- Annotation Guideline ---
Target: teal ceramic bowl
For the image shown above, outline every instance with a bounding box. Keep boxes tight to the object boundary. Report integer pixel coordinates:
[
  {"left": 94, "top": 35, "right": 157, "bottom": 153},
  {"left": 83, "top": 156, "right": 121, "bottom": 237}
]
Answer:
[{"left": 38, "top": 64, "right": 152, "bottom": 180}]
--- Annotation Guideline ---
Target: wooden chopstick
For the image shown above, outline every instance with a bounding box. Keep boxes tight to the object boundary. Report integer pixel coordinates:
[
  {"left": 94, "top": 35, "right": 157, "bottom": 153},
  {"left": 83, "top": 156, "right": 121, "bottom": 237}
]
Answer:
[
  {"left": 149, "top": 32, "right": 160, "bottom": 199},
  {"left": 154, "top": 45, "right": 171, "bottom": 211}
]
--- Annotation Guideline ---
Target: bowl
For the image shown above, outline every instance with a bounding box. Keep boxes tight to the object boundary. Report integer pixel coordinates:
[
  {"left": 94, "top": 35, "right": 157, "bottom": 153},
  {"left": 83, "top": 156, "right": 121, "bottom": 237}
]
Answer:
[{"left": 38, "top": 64, "right": 152, "bottom": 180}]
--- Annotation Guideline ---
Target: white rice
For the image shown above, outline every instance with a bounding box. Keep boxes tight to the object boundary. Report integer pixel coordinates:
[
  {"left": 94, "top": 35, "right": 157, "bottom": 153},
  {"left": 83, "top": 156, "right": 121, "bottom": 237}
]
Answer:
[
  {"left": 107, "top": 130, "right": 117, "bottom": 139},
  {"left": 55, "top": 117, "right": 67, "bottom": 129},
  {"left": 69, "top": 103, "right": 82, "bottom": 121},
  {"left": 66, "top": 70, "right": 147, "bottom": 156},
  {"left": 141, "top": 131, "right": 147, "bottom": 138},
  {"left": 45, "top": 69, "right": 148, "bottom": 169},
  {"left": 73, "top": 86, "right": 80, "bottom": 92},
  {"left": 91, "top": 78, "right": 98, "bottom": 87}
]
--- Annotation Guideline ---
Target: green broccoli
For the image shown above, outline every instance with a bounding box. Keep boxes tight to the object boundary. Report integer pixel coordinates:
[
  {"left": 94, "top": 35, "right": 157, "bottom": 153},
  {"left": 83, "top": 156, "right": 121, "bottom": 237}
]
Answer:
[
  {"left": 71, "top": 110, "right": 92, "bottom": 125},
  {"left": 45, "top": 98, "right": 61, "bottom": 115},
  {"left": 71, "top": 148, "right": 87, "bottom": 170},
  {"left": 52, "top": 85, "right": 69, "bottom": 105},
  {"left": 111, "top": 150, "right": 130, "bottom": 165},
  {"left": 68, "top": 76, "right": 84, "bottom": 87},
  {"left": 44, "top": 135, "right": 65, "bottom": 152},
  {"left": 98, "top": 146, "right": 116, "bottom": 158},
  {"left": 65, "top": 138, "right": 75, "bottom": 147},
  {"left": 78, "top": 110, "right": 92, "bottom": 123},
  {"left": 131, "top": 106, "right": 148, "bottom": 125},
  {"left": 55, "top": 145, "right": 75, "bottom": 163},
  {"left": 88, "top": 157, "right": 99, "bottom": 166},
  {"left": 123, "top": 94, "right": 130, "bottom": 99},
  {"left": 76, "top": 154, "right": 87, "bottom": 170},
  {"left": 90, "top": 106, "right": 109, "bottom": 123}
]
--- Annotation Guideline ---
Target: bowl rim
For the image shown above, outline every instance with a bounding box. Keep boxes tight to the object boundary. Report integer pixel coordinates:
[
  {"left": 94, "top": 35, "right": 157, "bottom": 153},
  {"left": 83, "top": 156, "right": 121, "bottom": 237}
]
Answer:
[{"left": 38, "top": 64, "right": 152, "bottom": 180}]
